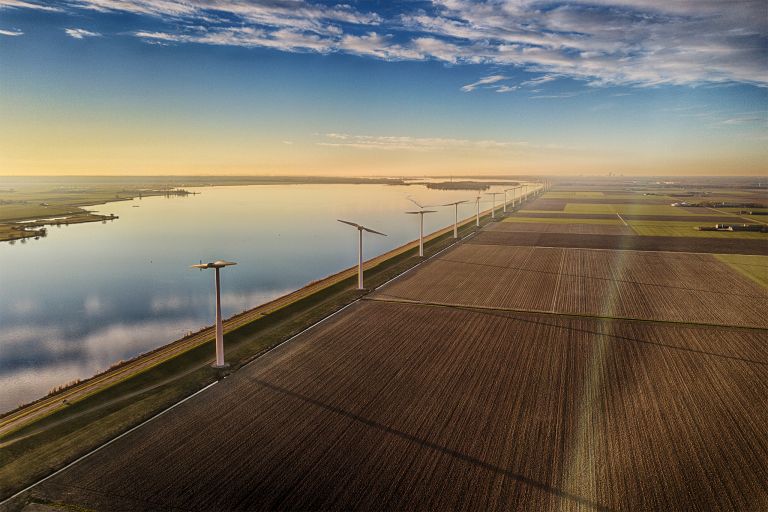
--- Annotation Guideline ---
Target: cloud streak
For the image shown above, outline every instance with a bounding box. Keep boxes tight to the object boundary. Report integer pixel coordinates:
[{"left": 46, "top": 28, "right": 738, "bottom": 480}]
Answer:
[
  {"left": 461, "top": 75, "right": 507, "bottom": 92},
  {"left": 318, "top": 133, "right": 533, "bottom": 151},
  {"left": 64, "top": 28, "right": 101, "bottom": 39}
]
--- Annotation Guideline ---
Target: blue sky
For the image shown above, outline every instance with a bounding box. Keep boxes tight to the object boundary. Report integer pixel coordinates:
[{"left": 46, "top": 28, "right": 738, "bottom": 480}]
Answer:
[{"left": 0, "top": 0, "right": 766, "bottom": 175}]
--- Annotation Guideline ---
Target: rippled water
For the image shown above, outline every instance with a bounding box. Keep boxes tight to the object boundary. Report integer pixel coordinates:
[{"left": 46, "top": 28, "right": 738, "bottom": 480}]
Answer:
[{"left": 0, "top": 183, "right": 521, "bottom": 412}]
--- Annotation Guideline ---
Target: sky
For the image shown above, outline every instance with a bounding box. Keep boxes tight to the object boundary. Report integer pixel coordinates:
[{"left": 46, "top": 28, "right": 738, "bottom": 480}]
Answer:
[{"left": 0, "top": 0, "right": 766, "bottom": 177}]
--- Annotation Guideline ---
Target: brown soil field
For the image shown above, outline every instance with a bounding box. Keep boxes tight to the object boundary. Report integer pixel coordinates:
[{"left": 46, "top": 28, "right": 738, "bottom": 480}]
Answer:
[
  {"left": 373, "top": 244, "right": 768, "bottom": 328},
  {"left": 525, "top": 199, "right": 567, "bottom": 210},
  {"left": 469, "top": 231, "right": 768, "bottom": 255},
  {"left": 487, "top": 222, "right": 635, "bottom": 236},
  {"left": 29, "top": 301, "right": 767, "bottom": 511},
  {"left": 538, "top": 198, "right": 672, "bottom": 205},
  {"left": 514, "top": 213, "right": 742, "bottom": 222}
]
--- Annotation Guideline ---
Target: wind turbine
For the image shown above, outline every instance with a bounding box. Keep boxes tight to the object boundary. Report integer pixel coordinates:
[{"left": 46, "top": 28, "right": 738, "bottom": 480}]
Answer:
[
  {"left": 406, "top": 209, "right": 437, "bottom": 257},
  {"left": 338, "top": 219, "right": 387, "bottom": 289},
  {"left": 503, "top": 187, "right": 516, "bottom": 213},
  {"left": 511, "top": 185, "right": 523, "bottom": 207},
  {"left": 474, "top": 195, "right": 481, "bottom": 227},
  {"left": 191, "top": 260, "right": 237, "bottom": 368},
  {"left": 443, "top": 200, "right": 468, "bottom": 238},
  {"left": 485, "top": 192, "right": 502, "bottom": 219}
]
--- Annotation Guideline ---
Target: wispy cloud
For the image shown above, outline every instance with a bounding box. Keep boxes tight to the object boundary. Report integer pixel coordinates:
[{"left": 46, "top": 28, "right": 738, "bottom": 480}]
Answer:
[
  {"left": 461, "top": 75, "right": 507, "bottom": 92},
  {"left": 7, "top": 0, "right": 768, "bottom": 87},
  {"left": 0, "top": 0, "right": 62, "bottom": 12},
  {"left": 0, "top": 28, "right": 23, "bottom": 36},
  {"left": 318, "top": 133, "right": 528, "bottom": 151},
  {"left": 64, "top": 28, "right": 101, "bottom": 39}
]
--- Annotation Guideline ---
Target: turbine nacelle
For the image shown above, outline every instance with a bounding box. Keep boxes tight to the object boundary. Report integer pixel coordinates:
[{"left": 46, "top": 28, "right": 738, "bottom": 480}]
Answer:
[{"left": 191, "top": 260, "right": 237, "bottom": 270}]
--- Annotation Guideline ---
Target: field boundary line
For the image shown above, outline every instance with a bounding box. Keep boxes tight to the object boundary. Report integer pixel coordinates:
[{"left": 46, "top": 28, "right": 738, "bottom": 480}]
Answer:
[
  {"left": 0, "top": 381, "right": 218, "bottom": 508},
  {"left": 706, "top": 206, "right": 768, "bottom": 226},
  {"left": 366, "top": 296, "right": 768, "bottom": 333},
  {"left": 464, "top": 241, "right": 768, "bottom": 258}
]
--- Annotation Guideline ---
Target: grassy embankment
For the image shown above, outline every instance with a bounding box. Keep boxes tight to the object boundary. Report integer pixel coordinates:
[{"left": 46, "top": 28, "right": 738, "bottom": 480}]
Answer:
[{"left": 0, "top": 205, "right": 504, "bottom": 502}]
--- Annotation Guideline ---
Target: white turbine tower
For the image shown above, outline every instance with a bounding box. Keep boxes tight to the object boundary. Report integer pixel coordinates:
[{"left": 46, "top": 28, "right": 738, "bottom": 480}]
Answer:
[
  {"left": 503, "top": 187, "right": 515, "bottom": 213},
  {"left": 337, "top": 219, "right": 387, "bottom": 290},
  {"left": 512, "top": 185, "right": 523, "bottom": 207},
  {"left": 474, "top": 195, "right": 481, "bottom": 227},
  {"left": 405, "top": 203, "right": 437, "bottom": 257},
  {"left": 443, "top": 200, "right": 468, "bottom": 238},
  {"left": 191, "top": 260, "right": 237, "bottom": 368},
  {"left": 485, "top": 192, "right": 502, "bottom": 219}
]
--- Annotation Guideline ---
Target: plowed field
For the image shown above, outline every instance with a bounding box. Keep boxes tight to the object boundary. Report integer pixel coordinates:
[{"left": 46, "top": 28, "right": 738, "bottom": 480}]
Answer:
[
  {"left": 373, "top": 244, "right": 768, "bottom": 327},
  {"left": 470, "top": 231, "right": 768, "bottom": 255},
  {"left": 34, "top": 301, "right": 768, "bottom": 511}
]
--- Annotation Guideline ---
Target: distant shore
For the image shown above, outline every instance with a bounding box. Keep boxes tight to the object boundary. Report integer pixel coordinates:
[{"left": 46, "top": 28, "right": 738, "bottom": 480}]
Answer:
[{"left": 0, "top": 176, "right": 502, "bottom": 243}]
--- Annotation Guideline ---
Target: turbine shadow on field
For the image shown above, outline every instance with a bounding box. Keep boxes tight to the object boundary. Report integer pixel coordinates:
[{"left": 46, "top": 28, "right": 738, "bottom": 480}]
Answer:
[
  {"left": 371, "top": 299, "right": 768, "bottom": 368},
  {"left": 250, "top": 378, "right": 614, "bottom": 512}
]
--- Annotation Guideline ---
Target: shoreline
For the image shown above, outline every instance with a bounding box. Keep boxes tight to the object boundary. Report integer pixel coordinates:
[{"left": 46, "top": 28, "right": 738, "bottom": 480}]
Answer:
[
  {"left": 0, "top": 194, "right": 510, "bottom": 427},
  {"left": 0, "top": 192, "right": 535, "bottom": 504},
  {"left": 0, "top": 177, "right": 519, "bottom": 243}
]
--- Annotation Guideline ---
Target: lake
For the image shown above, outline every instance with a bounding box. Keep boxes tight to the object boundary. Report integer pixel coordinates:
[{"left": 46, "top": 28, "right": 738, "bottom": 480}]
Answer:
[{"left": 0, "top": 182, "right": 526, "bottom": 413}]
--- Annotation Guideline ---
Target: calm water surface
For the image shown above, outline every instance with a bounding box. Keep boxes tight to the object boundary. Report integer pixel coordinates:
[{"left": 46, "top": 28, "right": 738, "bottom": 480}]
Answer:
[{"left": 0, "top": 183, "right": 522, "bottom": 412}]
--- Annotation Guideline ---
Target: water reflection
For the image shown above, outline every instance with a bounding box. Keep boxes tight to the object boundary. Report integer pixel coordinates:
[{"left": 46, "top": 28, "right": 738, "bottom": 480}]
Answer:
[{"left": 0, "top": 183, "right": 522, "bottom": 412}]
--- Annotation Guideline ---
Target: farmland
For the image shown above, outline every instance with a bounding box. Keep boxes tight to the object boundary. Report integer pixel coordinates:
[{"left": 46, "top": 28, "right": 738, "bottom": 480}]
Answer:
[
  {"left": 470, "top": 230, "right": 768, "bottom": 255},
  {"left": 4, "top": 178, "right": 767, "bottom": 512},
  {"left": 373, "top": 244, "right": 768, "bottom": 328},
  {"left": 27, "top": 301, "right": 768, "bottom": 511},
  {"left": 489, "top": 220, "right": 634, "bottom": 236}
]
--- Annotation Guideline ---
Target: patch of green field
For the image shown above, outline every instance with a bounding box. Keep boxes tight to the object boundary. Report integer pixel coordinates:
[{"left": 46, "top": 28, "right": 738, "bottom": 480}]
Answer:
[
  {"left": 629, "top": 225, "right": 766, "bottom": 238},
  {"left": 629, "top": 220, "right": 729, "bottom": 227},
  {"left": 502, "top": 216, "right": 622, "bottom": 225},
  {"left": 0, "top": 204, "right": 83, "bottom": 223},
  {"left": 715, "top": 254, "right": 768, "bottom": 288},
  {"left": 563, "top": 204, "right": 693, "bottom": 216},
  {"left": 720, "top": 207, "right": 768, "bottom": 213},
  {"left": 542, "top": 191, "right": 605, "bottom": 199},
  {"left": 518, "top": 209, "right": 568, "bottom": 214}
]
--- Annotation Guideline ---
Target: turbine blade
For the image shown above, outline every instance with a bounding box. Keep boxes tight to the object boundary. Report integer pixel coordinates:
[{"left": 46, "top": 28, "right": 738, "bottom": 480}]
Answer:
[
  {"left": 407, "top": 196, "right": 424, "bottom": 208},
  {"left": 362, "top": 226, "right": 387, "bottom": 236},
  {"left": 337, "top": 219, "right": 361, "bottom": 228}
]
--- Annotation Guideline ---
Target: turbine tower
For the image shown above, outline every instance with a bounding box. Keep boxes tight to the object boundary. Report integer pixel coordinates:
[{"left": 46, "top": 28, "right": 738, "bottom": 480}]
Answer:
[
  {"left": 406, "top": 209, "right": 437, "bottom": 257},
  {"left": 443, "top": 200, "right": 468, "bottom": 238},
  {"left": 337, "top": 219, "right": 387, "bottom": 290},
  {"left": 485, "top": 192, "right": 502, "bottom": 219},
  {"left": 503, "top": 187, "right": 516, "bottom": 213},
  {"left": 474, "top": 196, "right": 481, "bottom": 227},
  {"left": 191, "top": 260, "right": 237, "bottom": 368},
  {"left": 511, "top": 185, "right": 522, "bottom": 207}
]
